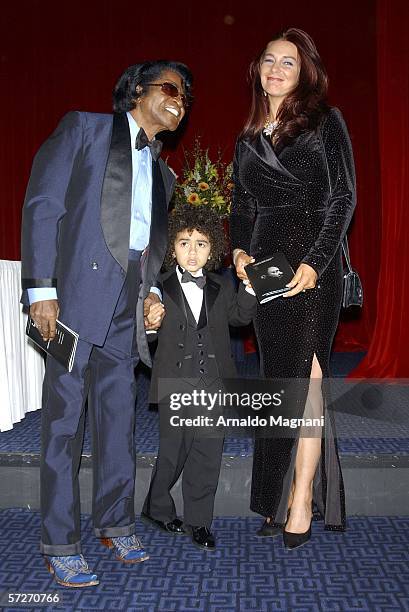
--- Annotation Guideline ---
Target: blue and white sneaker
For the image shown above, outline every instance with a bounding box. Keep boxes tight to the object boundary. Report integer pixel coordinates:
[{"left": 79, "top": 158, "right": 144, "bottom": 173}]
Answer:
[
  {"left": 45, "top": 554, "right": 99, "bottom": 588},
  {"left": 101, "top": 534, "right": 149, "bottom": 563}
]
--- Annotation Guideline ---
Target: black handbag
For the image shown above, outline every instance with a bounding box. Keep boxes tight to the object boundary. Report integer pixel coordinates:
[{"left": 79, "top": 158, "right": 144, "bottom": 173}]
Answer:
[{"left": 342, "top": 237, "right": 363, "bottom": 308}]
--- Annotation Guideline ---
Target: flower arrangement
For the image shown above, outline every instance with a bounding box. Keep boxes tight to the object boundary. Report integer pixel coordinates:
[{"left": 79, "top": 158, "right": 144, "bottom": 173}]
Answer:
[{"left": 172, "top": 139, "right": 233, "bottom": 217}]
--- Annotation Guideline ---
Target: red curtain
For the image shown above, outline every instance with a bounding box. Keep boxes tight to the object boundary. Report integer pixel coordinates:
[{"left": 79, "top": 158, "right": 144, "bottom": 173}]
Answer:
[
  {"left": 351, "top": 0, "right": 409, "bottom": 377},
  {"left": 0, "top": 0, "right": 380, "bottom": 352}
]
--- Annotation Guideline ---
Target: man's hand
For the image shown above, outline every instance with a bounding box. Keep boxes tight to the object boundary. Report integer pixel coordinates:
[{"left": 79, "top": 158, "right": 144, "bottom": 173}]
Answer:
[
  {"left": 145, "top": 302, "right": 165, "bottom": 331},
  {"left": 144, "top": 292, "right": 160, "bottom": 316},
  {"left": 144, "top": 292, "right": 165, "bottom": 330},
  {"left": 29, "top": 299, "right": 59, "bottom": 341},
  {"left": 283, "top": 263, "right": 318, "bottom": 297}
]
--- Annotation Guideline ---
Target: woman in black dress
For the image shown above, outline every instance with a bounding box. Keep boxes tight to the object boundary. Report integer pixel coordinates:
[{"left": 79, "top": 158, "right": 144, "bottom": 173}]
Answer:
[{"left": 230, "top": 28, "right": 356, "bottom": 548}]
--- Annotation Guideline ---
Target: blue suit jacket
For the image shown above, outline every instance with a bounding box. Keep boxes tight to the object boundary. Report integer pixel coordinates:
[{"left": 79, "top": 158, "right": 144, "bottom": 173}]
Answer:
[{"left": 21, "top": 112, "right": 175, "bottom": 366}]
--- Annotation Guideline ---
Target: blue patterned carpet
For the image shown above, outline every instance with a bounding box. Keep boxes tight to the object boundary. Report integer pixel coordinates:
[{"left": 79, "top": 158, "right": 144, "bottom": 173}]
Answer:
[{"left": 0, "top": 509, "right": 408, "bottom": 611}]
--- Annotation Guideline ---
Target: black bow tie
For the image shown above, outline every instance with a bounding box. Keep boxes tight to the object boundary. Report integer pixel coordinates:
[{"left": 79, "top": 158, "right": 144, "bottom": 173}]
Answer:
[
  {"left": 178, "top": 266, "right": 206, "bottom": 289},
  {"left": 135, "top": 127, "right": 162, "bottom": 161}
]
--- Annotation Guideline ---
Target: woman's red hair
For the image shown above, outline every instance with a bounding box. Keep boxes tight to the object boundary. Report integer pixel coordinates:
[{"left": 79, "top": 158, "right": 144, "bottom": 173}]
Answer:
[{"left": 241, "top": 28, "right": 329, "bottom": 144}]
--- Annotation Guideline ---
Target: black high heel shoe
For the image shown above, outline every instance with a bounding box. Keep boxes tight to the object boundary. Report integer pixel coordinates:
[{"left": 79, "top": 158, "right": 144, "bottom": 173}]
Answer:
[
  {"left": 256, "top": 509, "right": 291, "bottom": 538},
  {"left": 256, "top": 518, "right": 282, "bottom": 538},
  {"left": 283, "top": 517, "right": 312, "bottom": 550}
]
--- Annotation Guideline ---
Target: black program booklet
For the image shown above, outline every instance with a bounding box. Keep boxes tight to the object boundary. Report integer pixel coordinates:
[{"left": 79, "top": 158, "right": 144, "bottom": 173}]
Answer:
[
  {"left": 244, "top": 252, "right": 295, "bottom": 304},
  {"left": 26, "top": 318, "right": 79, "bottom": 372}
]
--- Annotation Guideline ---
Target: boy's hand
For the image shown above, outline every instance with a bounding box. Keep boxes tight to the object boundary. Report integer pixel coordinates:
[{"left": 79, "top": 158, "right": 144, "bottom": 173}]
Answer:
[{"left": 144, "top": 302, "right": 165, "bottom": 330}]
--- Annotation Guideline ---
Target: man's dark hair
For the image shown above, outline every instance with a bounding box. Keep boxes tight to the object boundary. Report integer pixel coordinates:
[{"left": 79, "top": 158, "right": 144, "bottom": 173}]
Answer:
[
  {"left": 113, "top": 60, "right": 193, "bottom": 112},
  {"left": 164, "top": 204, "right": 227, "bottom": 271}
]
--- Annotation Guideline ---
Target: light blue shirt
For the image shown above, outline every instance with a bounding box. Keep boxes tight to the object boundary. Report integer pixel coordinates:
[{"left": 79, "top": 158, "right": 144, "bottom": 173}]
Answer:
[
  {"left": 127, "top": 112, "right": 153, "bottom": 251},
  {"left": 28, "top": 112, "right": 155, "bottom": 305}
]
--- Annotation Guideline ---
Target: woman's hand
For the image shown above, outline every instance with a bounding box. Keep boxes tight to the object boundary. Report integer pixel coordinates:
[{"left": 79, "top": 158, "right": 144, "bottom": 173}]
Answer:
[
  {"left": 284, "top": 263, "right": 318, "bottom": 298},
  {"left": 233, "top": 249, "right": 255, "bottom": 282}
]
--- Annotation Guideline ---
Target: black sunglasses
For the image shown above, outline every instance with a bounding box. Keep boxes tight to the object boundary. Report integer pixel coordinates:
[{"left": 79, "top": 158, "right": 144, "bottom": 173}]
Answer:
[{"left": 145, "top": 82, "right": 189, "bottom": 108}]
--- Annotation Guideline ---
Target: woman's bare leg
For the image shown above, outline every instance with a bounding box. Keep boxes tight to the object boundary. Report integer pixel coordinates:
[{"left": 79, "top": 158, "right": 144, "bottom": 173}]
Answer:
[{"left": 285, "top": 354, "right": 323, "bottom": 533}]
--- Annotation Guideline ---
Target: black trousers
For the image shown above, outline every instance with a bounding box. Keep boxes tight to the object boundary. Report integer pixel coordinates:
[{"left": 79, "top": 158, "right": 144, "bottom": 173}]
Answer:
[{"left": 143, "top": 402, "right": 224, "bottom": 528}]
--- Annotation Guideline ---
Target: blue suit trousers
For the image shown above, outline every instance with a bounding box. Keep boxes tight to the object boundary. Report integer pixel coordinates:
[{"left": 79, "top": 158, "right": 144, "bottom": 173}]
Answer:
[{"left": 40, "top": 252, "right": 141, "bottom": 555}]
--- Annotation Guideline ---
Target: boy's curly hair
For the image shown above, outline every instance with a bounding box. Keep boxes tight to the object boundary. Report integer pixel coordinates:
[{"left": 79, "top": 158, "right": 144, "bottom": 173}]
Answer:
[{"left": 164, "top": 204, "right": 227, "bottom": 271}]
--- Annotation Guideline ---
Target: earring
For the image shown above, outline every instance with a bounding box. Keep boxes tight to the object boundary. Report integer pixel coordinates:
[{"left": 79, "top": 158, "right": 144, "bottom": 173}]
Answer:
[{"left": 263, "top": 90, "right": 267, "bottom": 97}]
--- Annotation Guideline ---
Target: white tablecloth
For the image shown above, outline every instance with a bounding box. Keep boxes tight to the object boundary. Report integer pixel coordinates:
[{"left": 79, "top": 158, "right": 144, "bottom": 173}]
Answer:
[{"left": 0, "top": 260, "right": 45, "bottom": 431}]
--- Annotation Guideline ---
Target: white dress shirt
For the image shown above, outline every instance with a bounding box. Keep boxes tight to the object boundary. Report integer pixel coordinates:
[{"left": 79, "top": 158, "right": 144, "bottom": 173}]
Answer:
[{"left": 176, "top": 266, "right": 205, "bottom": 323}]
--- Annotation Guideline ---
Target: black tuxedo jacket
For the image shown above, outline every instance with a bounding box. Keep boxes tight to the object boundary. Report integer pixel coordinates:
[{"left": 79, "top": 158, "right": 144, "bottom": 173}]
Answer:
[{"left": 149, "top": 268, "right": 256, "bottom": 402}]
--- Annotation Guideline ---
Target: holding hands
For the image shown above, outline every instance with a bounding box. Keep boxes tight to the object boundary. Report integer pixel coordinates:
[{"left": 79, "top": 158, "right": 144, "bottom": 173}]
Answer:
[{"left": 144, "top": 292, "right": 165, "bottom": 330}]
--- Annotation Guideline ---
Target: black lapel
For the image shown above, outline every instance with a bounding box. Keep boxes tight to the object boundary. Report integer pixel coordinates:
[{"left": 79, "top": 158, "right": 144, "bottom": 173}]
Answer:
[
  {"left": 204, "top": 277, "right": 220, "bottom": 318},
  {"left": 158, "top": 159, "right": 176, "bottom": 204},
  {"left": 164, "top": 271, "right": 187, "bottom": 318},
  {"left": 144, "top": 160, "right": 168, "bottom": 279},
  {"left": 243, "top": 134, "right": 302, "bottom": 184},
  {"left": 100, "top": 113, "right": 132, "bottom": 272}
]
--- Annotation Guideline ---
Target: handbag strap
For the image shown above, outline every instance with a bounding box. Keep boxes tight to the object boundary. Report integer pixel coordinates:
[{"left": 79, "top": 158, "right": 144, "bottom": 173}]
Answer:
[
  {"left": 342, "top": 236, "right": 353, "bottom": 273},
  {"left": 318, "top": 115, "right": 353, "bottom": 274}
]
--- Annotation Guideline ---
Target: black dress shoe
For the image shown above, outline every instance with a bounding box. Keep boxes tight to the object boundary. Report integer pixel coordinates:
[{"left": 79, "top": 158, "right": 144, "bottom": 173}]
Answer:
[
  {"left": 256, "top": 518, "right": 282, "bottom": 538},
  {"left": 191, "top": 526, "right": 216, "bottom": 551},
  {"left": 283, "top": 519, "right": 312, "bottom": 550},
  {"left": 141, "top": 512, "right": 186, "bottom": 535}
]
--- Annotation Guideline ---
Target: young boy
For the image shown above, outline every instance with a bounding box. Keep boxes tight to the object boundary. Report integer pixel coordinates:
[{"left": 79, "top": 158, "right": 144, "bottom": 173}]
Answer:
[{"left": 141, "top": 204, "right": 256, "bottom": 550}]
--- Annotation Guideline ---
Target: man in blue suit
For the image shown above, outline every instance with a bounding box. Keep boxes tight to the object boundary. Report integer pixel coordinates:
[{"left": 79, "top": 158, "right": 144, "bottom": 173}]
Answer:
[{"left": 21, "top": 60, "right": 192, "bottom": 587}]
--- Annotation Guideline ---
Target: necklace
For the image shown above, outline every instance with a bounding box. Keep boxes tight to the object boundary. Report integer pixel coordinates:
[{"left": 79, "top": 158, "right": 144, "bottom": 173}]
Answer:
[{"left": 263, "top": 116, "right": 279, "bottom": 137}]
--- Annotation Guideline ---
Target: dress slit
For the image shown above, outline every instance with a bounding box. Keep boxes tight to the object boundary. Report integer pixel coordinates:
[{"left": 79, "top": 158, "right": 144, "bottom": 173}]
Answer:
[{"left": 250, "top": 330, "right": 345, "bottom": 531}]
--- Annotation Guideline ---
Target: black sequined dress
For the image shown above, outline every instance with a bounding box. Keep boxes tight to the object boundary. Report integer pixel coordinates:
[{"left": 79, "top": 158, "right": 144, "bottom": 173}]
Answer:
[{"left": 230, "top": 108, "right": 356, "bottom": 530}]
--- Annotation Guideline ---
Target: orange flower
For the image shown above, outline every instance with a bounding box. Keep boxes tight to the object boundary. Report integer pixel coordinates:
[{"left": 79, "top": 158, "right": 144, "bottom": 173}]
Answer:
[
  {"left": 198, "top": 182, "right": 209, "bottom": 191},
  {"left": 187, "top": 193, "right": 201, "bottom": 205}
]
